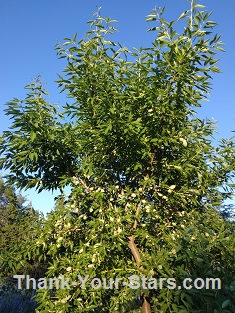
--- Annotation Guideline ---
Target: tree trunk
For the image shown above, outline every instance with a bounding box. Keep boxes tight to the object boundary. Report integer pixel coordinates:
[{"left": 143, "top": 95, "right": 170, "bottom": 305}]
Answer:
[{"left": 128, "top": 235, "right": 151, "bottom": 313}]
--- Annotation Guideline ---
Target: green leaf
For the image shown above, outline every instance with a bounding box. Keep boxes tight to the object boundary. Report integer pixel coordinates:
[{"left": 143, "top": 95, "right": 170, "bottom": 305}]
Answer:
[
  {"left": 194, "top": 4, "right": 206, "bottom": 9},
  {"left": 222, "top": 299, "right": 231, "bottom": 309},
  {"left": 178, "top": 11, "right": 188, "bottom": 21},
  {"left": 176, "top": 245, "right": 182, "bottom": 252},
  {"left": 211, "top": 66, "right": 220, "bottom": 73},
  {"left": 30, "top": 131, "right": 36, "bottom": 141}
]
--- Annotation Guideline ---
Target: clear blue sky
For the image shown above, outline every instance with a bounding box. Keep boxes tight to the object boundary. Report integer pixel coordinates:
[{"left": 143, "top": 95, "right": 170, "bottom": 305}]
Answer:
[{"left": 0, "top": 0, "right": 234, "bottom": 214}]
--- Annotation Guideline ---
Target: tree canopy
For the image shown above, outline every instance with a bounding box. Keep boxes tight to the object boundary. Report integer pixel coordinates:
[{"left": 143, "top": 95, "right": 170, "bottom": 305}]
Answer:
[{"left": 0, "top": 1, "right": 235, "bottom": 312}]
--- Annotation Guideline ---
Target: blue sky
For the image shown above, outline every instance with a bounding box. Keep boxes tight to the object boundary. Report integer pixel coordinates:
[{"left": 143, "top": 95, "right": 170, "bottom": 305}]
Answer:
[{"left": 1, "top": 0, "right": 235, "bottom": 214}]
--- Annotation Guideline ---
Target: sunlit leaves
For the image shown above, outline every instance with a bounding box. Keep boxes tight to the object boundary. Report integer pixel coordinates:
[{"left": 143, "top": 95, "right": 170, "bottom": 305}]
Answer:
[{"left": 1, "top": 1, "right": 235, "bottom": 312}]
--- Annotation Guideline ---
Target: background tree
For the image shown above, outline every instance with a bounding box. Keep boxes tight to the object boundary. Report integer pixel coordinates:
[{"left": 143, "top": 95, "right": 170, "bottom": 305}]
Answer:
[
  {"left": 0, "top": 1, "right": 235, "bottom": 312},
  {"left": 0, "top": 178, "right": 45, "bottom": 279}
]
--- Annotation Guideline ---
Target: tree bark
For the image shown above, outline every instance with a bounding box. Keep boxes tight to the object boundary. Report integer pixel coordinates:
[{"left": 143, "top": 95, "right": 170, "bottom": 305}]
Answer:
[
  {"left": 127, "top": 158, "right": 155, "bottom": 313},
  {"left": 128, "top": 235, "right": 151, "bottom": 313}
]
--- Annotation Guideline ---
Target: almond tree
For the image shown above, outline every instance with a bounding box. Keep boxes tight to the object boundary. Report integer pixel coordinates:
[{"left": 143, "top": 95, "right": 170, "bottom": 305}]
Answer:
[{"left": 1, "top": 1, "right": 235, "bottom": 312}]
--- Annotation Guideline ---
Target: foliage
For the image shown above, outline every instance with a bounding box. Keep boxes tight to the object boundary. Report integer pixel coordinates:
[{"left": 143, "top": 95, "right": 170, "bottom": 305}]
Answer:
[
  {"left": 0, "top": 81, "right": 77, "bottom": 192},
  {"left": 0, "top": 281, "right": 37, "bottom": 313},
  {"left": 0, "top": 178, "right": 45, "bottom": 279},
  {"left": 1, "top": 1, "right": 235, "bottom": 312}
]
